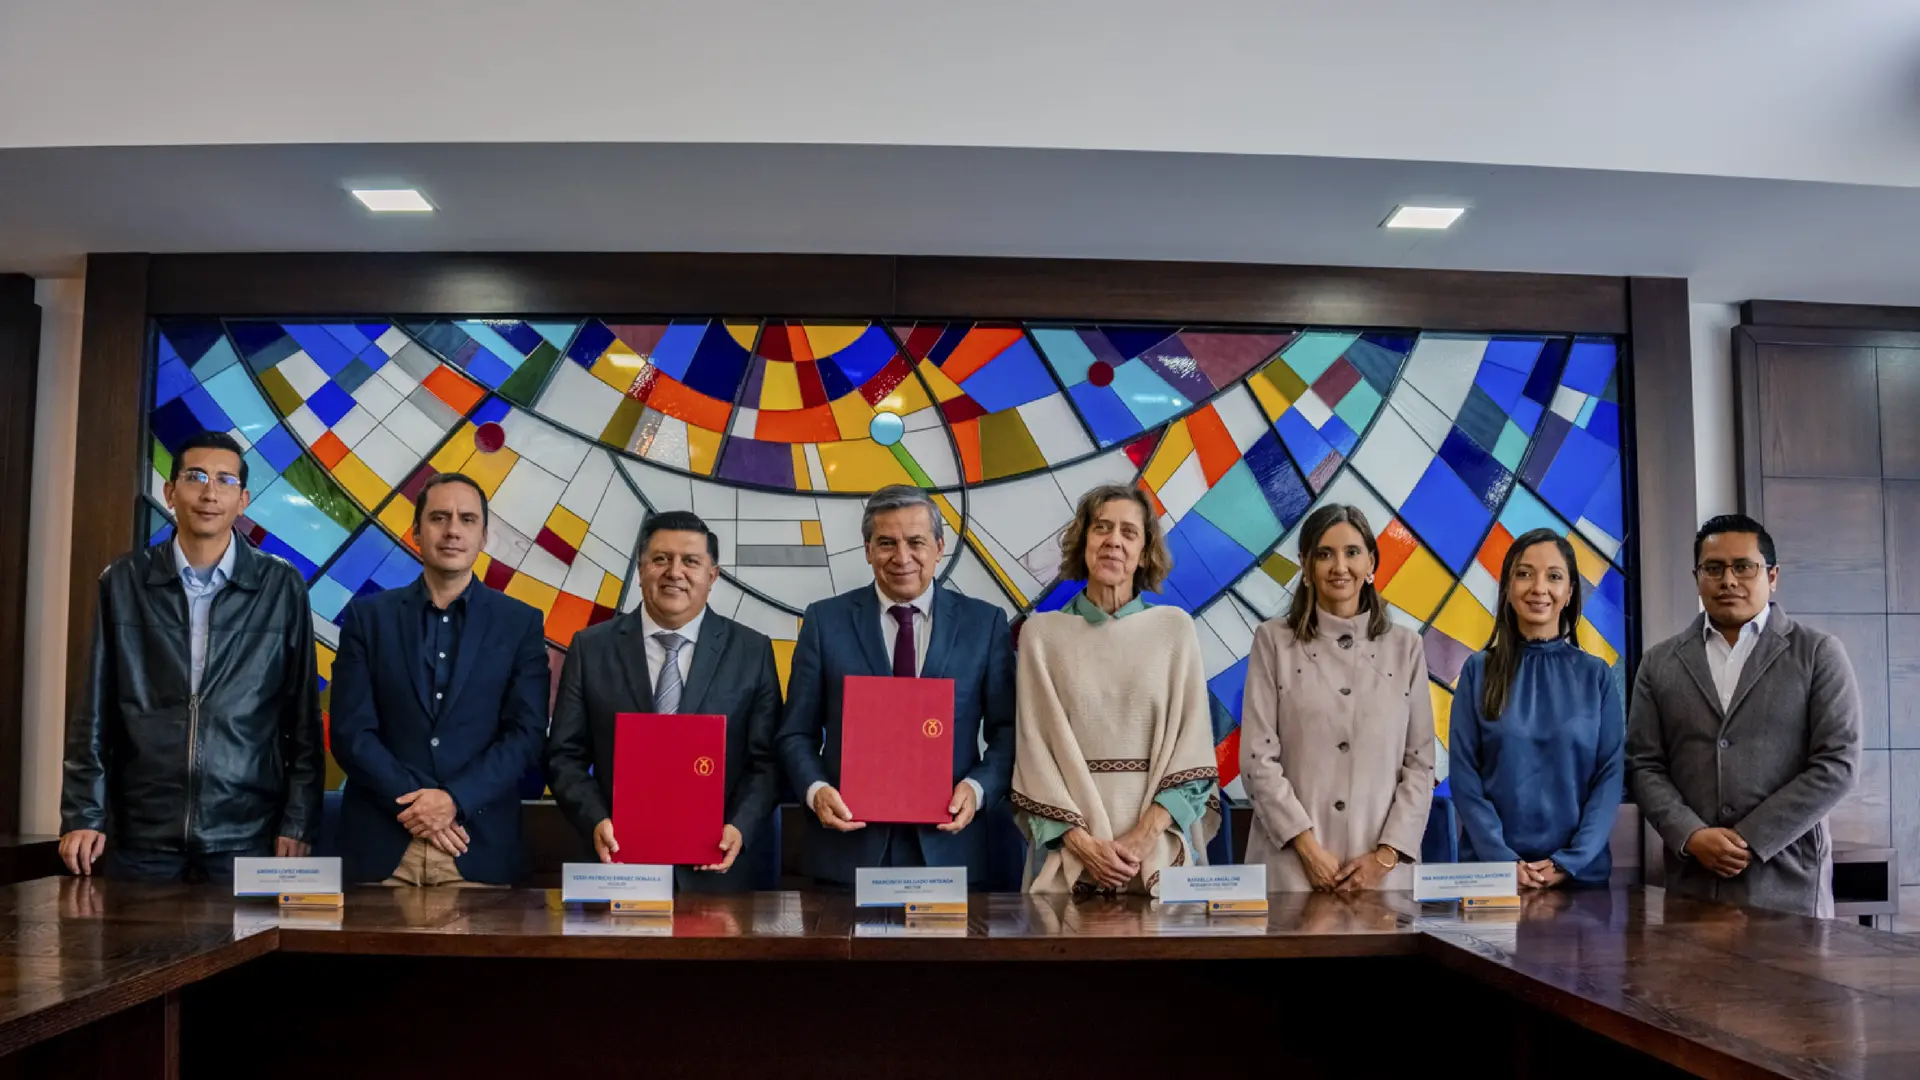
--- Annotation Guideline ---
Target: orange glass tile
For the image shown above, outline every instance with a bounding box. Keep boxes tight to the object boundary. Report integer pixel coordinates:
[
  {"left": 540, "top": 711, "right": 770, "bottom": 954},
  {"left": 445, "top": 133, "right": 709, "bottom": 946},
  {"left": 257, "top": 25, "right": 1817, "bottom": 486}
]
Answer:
[
  {"left": 1478, "top": 523, "right": 1514, "bottom": 581},
  {"left": 938, "top": 328, "right": 1025, "bottom": 383},
  {"left": 310, "top": 431, "right": 349, "bottom": 469},
  {"left": 756, "top": 404, "right": 840, "bottom": 443},
  {"left": 951, "top": 417, "right": 983, "bottom": 483},
  {"left": 545, "top": 591, "right": 595, "bottom": 648},
  {"left": 1140, "top": 479, "right": 1167, "bottom": 519},
  {"left": 801, "top": 520, "right": 825, "bottom": 546},
  {"left": 647, "top": 374, "right": 732, "bottom": 432},
  {"left": 1374, "top": 518, "right": 1419, "bottom": 591},
  {"left": 423, "top": 366, "right": 485, "bottom": 416},
  {"left": 1184, "top": 404, "right": 1238, "bottom": 486}
]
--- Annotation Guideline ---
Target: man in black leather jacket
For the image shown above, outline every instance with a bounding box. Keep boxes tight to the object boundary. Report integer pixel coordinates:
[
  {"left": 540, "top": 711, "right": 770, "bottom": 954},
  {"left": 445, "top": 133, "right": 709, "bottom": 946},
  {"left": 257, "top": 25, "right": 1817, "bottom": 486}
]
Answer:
[{"left": 60, "top": 431, "right": 324, "bottom": 883}]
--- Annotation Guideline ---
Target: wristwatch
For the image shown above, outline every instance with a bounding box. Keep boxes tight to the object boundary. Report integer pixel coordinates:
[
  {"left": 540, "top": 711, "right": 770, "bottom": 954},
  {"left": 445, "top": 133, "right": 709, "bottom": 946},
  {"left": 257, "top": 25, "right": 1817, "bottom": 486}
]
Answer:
[{"left": 1373, "top": 847, "right": 1399, "bottom": 869}]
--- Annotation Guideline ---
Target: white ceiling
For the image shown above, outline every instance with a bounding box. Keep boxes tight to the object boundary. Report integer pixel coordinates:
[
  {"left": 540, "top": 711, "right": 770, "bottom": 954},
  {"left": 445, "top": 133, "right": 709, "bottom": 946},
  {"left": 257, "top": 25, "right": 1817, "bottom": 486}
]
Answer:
[{"left": 2, "top": 141, "right": 1919, "bottom": 304}]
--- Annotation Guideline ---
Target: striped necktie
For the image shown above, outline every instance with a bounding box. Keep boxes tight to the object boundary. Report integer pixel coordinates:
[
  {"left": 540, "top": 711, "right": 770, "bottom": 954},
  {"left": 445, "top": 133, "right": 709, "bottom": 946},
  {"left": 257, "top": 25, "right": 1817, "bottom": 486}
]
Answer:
[{"left": 653, "top": 632, "right": 688, "bottom": 714}]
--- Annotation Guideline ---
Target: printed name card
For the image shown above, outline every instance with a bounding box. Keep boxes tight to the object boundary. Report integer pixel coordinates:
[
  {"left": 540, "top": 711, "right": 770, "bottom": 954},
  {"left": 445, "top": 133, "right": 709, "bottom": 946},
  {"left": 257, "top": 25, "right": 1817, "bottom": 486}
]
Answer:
[
  {"left": 854, "top": 867, "right": 967, "bottom": 914},
  {"left": 561, "top": 863, "right": 674, "bottom": 913},
  {"left": 233, "top": 857, "right": 342, "bottom": 907},
  {"left": 1413, "top": 862, "right": 1520, "bottom": 903},
  {"left": 1157, "top": 865, "right": 1268, "bottom": 914}
]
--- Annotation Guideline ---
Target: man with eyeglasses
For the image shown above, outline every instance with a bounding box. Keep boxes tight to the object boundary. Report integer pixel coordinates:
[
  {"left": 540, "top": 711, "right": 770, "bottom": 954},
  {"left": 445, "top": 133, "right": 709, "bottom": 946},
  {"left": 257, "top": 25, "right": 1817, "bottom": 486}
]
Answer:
[
  {"left": 1627, "top": 514, "right": 1861, "bottom": 917},
  {"left": 60, "top": 430, "right": 323, "bottom": 883}
]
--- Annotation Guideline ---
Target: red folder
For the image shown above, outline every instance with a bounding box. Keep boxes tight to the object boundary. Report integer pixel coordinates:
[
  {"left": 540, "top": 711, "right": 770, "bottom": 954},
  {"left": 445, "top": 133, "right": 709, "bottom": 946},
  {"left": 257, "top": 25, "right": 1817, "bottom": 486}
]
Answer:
[
  {"left": 611, "top": 713, "right": 726, "bottom": 866},
  {"left": 840, "top": 676, "right": 955, "bottom": 824}
]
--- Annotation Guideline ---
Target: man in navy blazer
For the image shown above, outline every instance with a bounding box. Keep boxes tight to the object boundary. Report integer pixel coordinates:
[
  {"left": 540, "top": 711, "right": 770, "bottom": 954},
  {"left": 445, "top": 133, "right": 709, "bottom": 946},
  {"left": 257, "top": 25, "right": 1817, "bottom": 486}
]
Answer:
[
  {"left": 329, "top": 473, "right": 551, "bottom": 886},
  {"left": 776, "top": 485, "right": 1016, "bottom": 886}
]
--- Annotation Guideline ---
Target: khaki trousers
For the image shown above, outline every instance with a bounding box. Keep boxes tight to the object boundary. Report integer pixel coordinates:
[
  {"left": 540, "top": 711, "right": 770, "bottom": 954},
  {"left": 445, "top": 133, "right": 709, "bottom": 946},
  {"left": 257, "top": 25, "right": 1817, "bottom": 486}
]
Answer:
[{"left": 381, "top": 836, "right": 500, "bottom": 888}]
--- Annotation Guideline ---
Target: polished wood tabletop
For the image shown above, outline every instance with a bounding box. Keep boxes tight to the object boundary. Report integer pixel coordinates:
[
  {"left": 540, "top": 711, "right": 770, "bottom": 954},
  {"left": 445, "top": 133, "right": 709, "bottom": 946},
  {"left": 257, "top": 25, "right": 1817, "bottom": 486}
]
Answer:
[{"left": 9, "top": 877, "right": 1920, "bottom": 1077}]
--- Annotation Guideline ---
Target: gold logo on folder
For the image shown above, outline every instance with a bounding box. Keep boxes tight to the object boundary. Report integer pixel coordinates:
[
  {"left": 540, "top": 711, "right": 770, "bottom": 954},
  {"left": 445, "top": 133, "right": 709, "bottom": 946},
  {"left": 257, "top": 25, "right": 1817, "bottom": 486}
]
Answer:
[
  {"left": 694, "top": 756, "right": 715, "bottom": 777},
  {"left": 922, "top": 718, "right": 943, "bottom": 738}
]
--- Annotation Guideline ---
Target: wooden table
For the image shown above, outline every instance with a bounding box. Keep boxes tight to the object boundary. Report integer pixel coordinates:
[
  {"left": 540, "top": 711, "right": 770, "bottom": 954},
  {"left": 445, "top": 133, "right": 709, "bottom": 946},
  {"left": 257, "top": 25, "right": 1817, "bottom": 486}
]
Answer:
[{"left": 3, "top": 880, "right": 1917, "bottom": 1079}]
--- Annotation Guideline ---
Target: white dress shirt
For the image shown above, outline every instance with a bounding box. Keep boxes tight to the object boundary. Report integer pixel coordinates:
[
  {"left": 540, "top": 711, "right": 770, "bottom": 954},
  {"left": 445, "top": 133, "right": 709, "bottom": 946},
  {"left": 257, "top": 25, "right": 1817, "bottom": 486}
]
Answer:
[
  {"left": 641, "top": 605, "right": 706, "bottom": 693},
  {"left": 173, "top": 536, "right": 237, "bottom": 694},
  {"left": 1704, "top": 604, "right": 1771, "bottom": 713},
  {"left": 806, "top": 584, "right": 981, "bottom": 810}
]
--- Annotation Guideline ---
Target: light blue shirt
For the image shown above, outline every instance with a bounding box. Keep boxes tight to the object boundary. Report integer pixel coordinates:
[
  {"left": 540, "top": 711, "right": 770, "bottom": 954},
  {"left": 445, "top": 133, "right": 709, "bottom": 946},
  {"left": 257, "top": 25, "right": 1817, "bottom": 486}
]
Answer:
[{"left": 173, "top": 536, "right": 237, "bottom": 693}]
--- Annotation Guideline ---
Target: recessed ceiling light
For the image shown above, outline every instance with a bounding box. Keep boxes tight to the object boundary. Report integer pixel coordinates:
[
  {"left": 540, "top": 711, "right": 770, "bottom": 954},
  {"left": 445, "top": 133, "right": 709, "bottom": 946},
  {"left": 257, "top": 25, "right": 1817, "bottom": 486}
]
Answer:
[
  {"left": 1382, "top": 205, "right": 1466, "bottom": 230},
  {"left": 350, "top": 188, "right": 434, "bottom": 213}
]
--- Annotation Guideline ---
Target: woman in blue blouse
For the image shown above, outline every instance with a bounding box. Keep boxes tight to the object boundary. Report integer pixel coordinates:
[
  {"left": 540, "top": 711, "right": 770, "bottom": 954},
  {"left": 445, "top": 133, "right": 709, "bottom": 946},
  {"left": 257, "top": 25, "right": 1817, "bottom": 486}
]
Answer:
[{"left": 1449, "top": 528, "right": 1624, "bottom": 887}]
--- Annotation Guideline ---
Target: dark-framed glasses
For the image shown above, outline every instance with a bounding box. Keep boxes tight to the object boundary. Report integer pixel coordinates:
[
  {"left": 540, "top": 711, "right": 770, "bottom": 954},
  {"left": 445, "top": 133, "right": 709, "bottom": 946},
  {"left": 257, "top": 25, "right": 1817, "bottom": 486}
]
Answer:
[
  {"left": 176, "top": 468, "right": 243, "bottom": 490},
  {"left": 1695, "top": 559, "right": 1767, "bottom": 581}
]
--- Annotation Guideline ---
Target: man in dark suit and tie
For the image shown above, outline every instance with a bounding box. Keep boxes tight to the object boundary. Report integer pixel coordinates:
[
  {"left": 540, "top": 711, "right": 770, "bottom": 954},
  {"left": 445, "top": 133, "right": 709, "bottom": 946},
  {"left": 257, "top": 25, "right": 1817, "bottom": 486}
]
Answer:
[
  {"left": 544, "top": 510, "right": 783, "bottom": 892},
  {"left": 776, "top": 484, "right": 1016, "bottom": 886},
  {"left": 330, "top": 473, "right": 552, "bottom": 886}
]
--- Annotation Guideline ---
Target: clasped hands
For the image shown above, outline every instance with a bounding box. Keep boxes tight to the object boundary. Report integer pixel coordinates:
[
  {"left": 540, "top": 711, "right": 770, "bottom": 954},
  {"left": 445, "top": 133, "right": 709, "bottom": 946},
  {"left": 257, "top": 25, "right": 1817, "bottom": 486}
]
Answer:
[
  {"left": 1684, "top": 826, "right": 1751, "bottom": 878},
  {"left": 395, "top": 788, "right": 468, "bottom": 856},
  {"left": 1292, "top": 830, "right": 1396, "bottom": 893},
  {"left": 1063, "top": 805, "right": 1173, "bottom": 891}
]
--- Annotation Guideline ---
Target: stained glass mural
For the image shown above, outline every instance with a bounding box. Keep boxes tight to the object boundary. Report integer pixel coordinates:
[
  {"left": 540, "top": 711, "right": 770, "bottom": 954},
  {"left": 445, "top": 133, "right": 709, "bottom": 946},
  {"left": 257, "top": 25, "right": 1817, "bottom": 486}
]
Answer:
[{"left": 145, "top": 319, "right": 1634, "bottom": 799}]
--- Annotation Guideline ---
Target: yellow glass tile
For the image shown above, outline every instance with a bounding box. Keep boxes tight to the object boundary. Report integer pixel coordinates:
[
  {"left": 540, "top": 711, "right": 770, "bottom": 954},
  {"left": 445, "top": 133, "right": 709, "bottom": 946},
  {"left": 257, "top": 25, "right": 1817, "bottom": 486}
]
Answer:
[
  {"left": 430, "top": 424, "right": 478, "bottom": 473},
  {"left": 596, "top": 572, "right": 623, "bottom": 610},
  {"left": 504, "top": 573, "right": 560, "bottom": 615},
  {"left": 590, "top": 343, "right": 645, "bottom": 392},
  {"left": 830, "top": 393, "right": 875, "bottom": 440},
  {"left": 1261, "top": 552, "right": 1300, "bottom": 587},
  {"left": 547, "top": 505, "right": 590, "bottom": 549},
  {"left": 874, "top": 373, "right": 933, "bottom": 416},
  {"left": 687, "top": 425, "right": 722, "bottom": 476},
  {"left": 473, "top": 552, "right": 492, "bottom": 582},
  {"left": 1568, "top": 532, "right": 1608, "bottom": 586},
  {"left": 1430, "top": 683, "right": 1453, "bottom": 750},
  {"left": 790, "top": 445, "right": 811, "bottom": 491},
  {"left": 801, "top": 520, "right": 824, "bottom": 546},
  {"left": 773, "top": 639, "right": 798, "bottom": 697},
  {"left": 804, "top": 324, "right": 867, "bottom": 359},
  {"left": 1142, "top": 418, "right": 1195, "bottom": 490},
  {"left": 1433, "top": 588, "right": 1496, "bottom": 652},
  {"left": 324, "top": 751, "right": 345, "bottom": 791},
  {"left": 817, "top": 439, "right": 913, "bottom": 492},
  {"left": 315, "top": 643, "right": 337, "bottom": 684},
  {"left": 330, "top": 453, "right": 391, "bottom": 508},
  {"left": 964, "top": 531, "right": 1029, "bottom": 607},
  {"left": 1248, "top": 371, "right": 1292, "bottom": 422},
  {"left": 378, "top": 497, "right": 419, "bottom": 546},
  {"left": 917, "top": 360, "right": 966, "bottom": 403},
  {"left": 760, "top": 362, "right": 804, "bottom": 410},
  {"left": 977, "top": 410, "right": 1047, "bottom": 481},
  {"left": 931, "top": 493, "right": 963, "bottom": 532},
  {"left": 727, "top": 322, "right": 760, "bottom": 352},
  {"left": 461, "top": 444, "right": 520, "bottom": 497},
  {"left": 1577, "top": 617, "right": 1619, "bottom": 667},
  {"left": 1380, "top": 546, "right": 1450, "bottom": 622},
  {"left": 258, "top": 367, "right": 305, "bottom": 419}
]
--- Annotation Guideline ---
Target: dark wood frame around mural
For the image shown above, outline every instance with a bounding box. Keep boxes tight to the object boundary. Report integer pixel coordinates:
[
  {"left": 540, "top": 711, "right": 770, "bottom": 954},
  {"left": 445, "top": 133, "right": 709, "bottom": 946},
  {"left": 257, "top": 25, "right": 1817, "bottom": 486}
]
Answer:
[
  {"left": 67, "top": 254, "right": 1695, "bottom": 715},
  {"left": 0, "top": 274, "right": 41, "bottom": 837}
]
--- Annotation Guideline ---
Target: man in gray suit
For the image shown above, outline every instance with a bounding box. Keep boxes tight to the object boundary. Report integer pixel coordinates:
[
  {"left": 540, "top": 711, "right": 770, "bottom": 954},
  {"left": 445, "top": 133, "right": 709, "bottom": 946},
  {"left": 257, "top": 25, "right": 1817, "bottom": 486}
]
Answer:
[
  {"left": 1627, "top": 514, "right": 1861, "bottom": 917},
  {"left": 544, "top": 510, "right": 782, "bottom": 892}
]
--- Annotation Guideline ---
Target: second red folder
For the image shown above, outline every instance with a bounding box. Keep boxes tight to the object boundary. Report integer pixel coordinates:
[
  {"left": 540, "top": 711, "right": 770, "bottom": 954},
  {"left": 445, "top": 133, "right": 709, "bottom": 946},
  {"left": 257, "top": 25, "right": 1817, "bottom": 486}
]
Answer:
[
  {"left": 611, "top": 713, "right": 726, "bottom": 866},
  {"left": 840, "top": 675, "right": 955, "bottom": 824}
]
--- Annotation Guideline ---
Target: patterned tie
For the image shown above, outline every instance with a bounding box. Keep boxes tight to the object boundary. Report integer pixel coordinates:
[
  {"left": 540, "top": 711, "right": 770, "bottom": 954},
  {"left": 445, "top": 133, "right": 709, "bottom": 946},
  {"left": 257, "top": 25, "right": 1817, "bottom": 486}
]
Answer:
[
  {"left": 653, "top": 632, "right": 688, "bottom": 714},
  {"left": 890, "top": 604, "right": 917, "bottom": 678}
]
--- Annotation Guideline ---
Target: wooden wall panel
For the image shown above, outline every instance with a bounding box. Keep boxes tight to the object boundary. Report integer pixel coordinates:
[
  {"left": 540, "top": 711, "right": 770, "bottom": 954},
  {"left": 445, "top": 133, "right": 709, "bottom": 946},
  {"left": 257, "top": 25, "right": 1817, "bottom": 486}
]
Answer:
[
  {"left": 1885, "top": 481, "right": 1920, "bottom": 614},
  {"left": 1757, "top": 343, "right": 1881, "bottom": 478},
  {"left": 0, "top": 277, "right": 40, "bottom": 838},
  {"left": 1760, "top": 477, "right": 1885, "bottom": 613},
  {"left": 1881, "top": 349, "right": 1920, "bottom": 479},
  {"left": 1625, "top": 277, "right": 1696, "bottom": 646}
]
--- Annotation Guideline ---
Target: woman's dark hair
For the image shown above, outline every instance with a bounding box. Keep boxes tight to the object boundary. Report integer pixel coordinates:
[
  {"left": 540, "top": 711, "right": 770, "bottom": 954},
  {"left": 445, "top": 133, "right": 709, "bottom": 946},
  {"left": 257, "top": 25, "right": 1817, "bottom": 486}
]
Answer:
[
  {"left": 1285, "top": 503, "right": 1388, "bottom": 642},
  {"left": 1481, "top": 528, "right": 1584, "bottom": 720}
]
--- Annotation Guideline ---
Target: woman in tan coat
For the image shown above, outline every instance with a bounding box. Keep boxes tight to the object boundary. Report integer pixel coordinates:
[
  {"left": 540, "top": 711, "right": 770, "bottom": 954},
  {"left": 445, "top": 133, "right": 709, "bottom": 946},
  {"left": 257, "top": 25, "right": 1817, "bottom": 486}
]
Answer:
[{"left": 1240, "top": 503, "right": 1435, "bottom": 892}]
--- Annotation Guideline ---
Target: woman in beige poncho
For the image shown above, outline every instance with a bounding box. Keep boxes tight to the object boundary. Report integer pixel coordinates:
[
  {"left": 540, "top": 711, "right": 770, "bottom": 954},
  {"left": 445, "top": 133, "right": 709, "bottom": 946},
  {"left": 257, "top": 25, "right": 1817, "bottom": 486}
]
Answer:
[{"left": 1012, "top": 483, "right": 1221, "bottom": 897}]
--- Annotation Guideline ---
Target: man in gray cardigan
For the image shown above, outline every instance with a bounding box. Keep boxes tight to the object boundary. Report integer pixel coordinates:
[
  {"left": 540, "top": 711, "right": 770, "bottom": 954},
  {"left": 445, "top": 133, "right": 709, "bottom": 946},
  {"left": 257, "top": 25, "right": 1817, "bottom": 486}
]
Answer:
[{"left": 1627, "top": 514, "right": 1860, "bottom": 918}]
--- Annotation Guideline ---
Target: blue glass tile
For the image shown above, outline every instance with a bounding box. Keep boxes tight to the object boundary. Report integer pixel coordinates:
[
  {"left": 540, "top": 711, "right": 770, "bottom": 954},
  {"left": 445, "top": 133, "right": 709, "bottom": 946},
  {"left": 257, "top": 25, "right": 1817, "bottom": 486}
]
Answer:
[
  {"left": 150, "top": 399, "right": 204, "bottom": 454},
  {"left": 257, "top": 532, "right": 320, "bottom": 580},
  {"left": 232, "top": 323, "right": 298, "bottom": 373},
  {"left": 493, "top": 321, "right": 546, "bottom": 357},
  {"left": 1139, "top": 339, "right": 1216, "bottom": 401},
  {"left": 1575, "top": 395, "right": 1600, "bottom": 428},
  {"left": 926, "top": 325, "right": 970, "bottom": 367},
  {"left": 531, "top": 322, "right": 578, "bottom": 352},
  {"left": 202, "top": 366, "right": 278, "bottom": 445},
  {"left": 284, "top": 325, "right": 356, "bottom": 377},
  {"left": 1583, "top": 586, "right": 1627, "bottom": 654},
  {"left": 1537, "top": 425, "right": 1618, "bottom": 527},
  {"left": 1193, "top": 461, "right": 1284, "bottom": 555},
  {"left": 1208, "top": 656, "right": 1252, "bottom": 732},
  {"left": 1108, "top": 359, "right": 1190, "bottom": 429},
  {"left": 1561, "top": 340, "right": 1617, "bottom": 396},
  {"left": 681, "top": 324, "right": 753, "bottom": 402},
  {"left": 1582, "top": 459, "right": 1625, "bottom": 538},
  {"left": 244, "top": 477, "right": 351, "bottom": 568},
  {"left": 817, "top": 357, "right": 857, "bottom": 401},
  {"left": 371, "top": 544, "right": 421, "bottom": 590},
  {"left": 1173, "top": 511, "right": 1254, "bottom": 602},
  {"left": 1482, "top": 337, "right": 1545, "bottom": 375},
  {"left": 471, "top": 397, "right": 511, "bottom": 426},
  {"left": 151, "top": 521, "right": 177, "bottom": 547},
  {"left": 460, "top": 323, "right": 531, "bottom": 369},
  {"left": 1473, "top": 361, "right": 1529, "bottom": 414},
  {"left": 1280, "top": 332, "right": 1361, "bottom": 385},
  {"left": 1100, "top": 326, "right": 1177, "bottom": 362},
  {"left": 565, "top": 321, "right": 617, "bottom": 368},
  {"left": 190, "top": 335, "right": 242, "bottom": 380},
  {"left": 825, "top": 326, "right": 898, "bottom": 387},
  {"left": 958, "top": 337, "right": 1057, "bottom": 413},
  {"left": 324, "top": 323, "right": 374, "bottom": 358},
  {"left": 1066, "top": 382, "right": 1142, "bottom": 446},
  {"left": 1520, "top": 338, "right": 1570, "bottom": 405},
  {"left": 408, "top": 322, "right": 470, "bottom": 365},
  {"left": 328, "top": 528, "right": 394, "bottom": 592},
  {"left": 253, "top": 424, "right": 303, "bottom": 473},
  {"left": 1497, "top": 484, "right": 1570, "bottom": 541},
  {"left": 305, "top": 380, "right": 357, "bottom": 429},
  {"left": 1276, "top": 409, "right": 1336, "bottom": 475},
  {"left": 1244, "top": 431, "right": 1313, "bottom": 529},
  {"left": 1456, "top": 385, "right": 1508, "bottom": 452},
  {"left": 1509, "top": 396, "right": 1544, "bottom": 435},
  {"left": 1585, "top": 400, "right": 1621, "bottom": 449},
  {"left": 1492, "top": 420, "right": 1531, "bottom": 472},
  {"left": 1321, "top": 414, "right": 1360, "bottom": 458},
  {"left": 1361, "top": 333, "right": 1416, "bottom": 357},
  {"left": 1400, "top": 460, "right": 1495, "bottom": 572},
  {"left": 465, "top": 351, "right": 515, "bottom": 390},
  {"left": 335, "top": 357, "right": 376, "bottom": 395},
  {"left": 1521, "top": 414, "right": 1572, "bottom": 490},
  {"left": 181, "top": 385, "right": 234, "bottom": 433},
  {"left": 1599, "top": 567, "right": 1627, "bottom": 609},
  {"left": 1158, "top": 527, "right": 1214, "bottom": 611},
  {"left": 155, "top": 358, "right": 196, "bottom": 406},
  {"left": 1030, "top": 328, "right": 1098, "bottom": 386},
  {"left": 308, "top": 576, "right": 354, "bottom": 622},
  {"left": 1438, "top": 427, "right": 1515, "bottom": 511},
  {"left": 1345, "top": 337, "right": 1408, "bottom": 394},
  {"left": 1034, "top": 579, "right": 1080, "bottom": 613},
  {"left": 241, "top": 450, "right": 272, "bottom": 494},
  {"left": 160, "top": 322, "right": 227, "bottom": 366}
]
